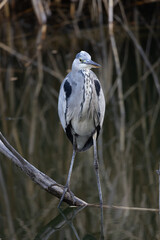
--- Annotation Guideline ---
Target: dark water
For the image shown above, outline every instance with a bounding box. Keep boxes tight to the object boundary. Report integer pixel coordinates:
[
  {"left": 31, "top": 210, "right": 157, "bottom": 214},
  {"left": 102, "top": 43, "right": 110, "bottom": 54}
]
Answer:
[{"left": 0, "top": 11, "right": 160, "bottom": 240}]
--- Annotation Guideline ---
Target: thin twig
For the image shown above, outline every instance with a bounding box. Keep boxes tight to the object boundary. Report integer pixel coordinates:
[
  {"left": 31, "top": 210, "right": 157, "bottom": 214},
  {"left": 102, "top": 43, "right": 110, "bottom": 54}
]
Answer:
[
  {"left": 108, "top": 0, "right": 125, "bottom": 151},
  {"left": 28, "top": 27, "right": 44, "bottom": 155},
  {"left": 88, "top": 203, "right": 159, "bottom": 212}
]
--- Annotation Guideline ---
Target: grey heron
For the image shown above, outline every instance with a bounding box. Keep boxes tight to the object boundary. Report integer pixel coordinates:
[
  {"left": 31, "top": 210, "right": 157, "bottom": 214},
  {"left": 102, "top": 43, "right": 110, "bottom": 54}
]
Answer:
[{"left": 58, "top": 51, "right": 105, "bottom": 209}]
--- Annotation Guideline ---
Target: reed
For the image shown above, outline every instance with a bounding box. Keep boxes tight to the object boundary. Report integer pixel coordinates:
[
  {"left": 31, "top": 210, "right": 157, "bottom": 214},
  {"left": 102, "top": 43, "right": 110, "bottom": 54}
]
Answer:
[{"left": 0, "top": 1, "right": 159, "bottom": 239}]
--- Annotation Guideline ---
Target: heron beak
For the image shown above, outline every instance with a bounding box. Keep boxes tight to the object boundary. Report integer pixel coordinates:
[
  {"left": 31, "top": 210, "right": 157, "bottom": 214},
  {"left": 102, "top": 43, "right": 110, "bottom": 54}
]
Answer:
[{"left": 84, "top": 59, "right": 101, "bottom": 68}]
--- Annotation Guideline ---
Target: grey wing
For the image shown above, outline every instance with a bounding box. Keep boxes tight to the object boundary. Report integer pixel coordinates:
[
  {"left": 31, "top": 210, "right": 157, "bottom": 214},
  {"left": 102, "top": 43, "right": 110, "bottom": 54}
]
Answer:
[
  {"left": 99, "top": 84, "right": 105, "bottom": 128},
  {"left": 58, "top": 75, "right": 73, "bottom": 131},
  {"left": 93, "top": 73, "right": 105, "bottom": 128}
]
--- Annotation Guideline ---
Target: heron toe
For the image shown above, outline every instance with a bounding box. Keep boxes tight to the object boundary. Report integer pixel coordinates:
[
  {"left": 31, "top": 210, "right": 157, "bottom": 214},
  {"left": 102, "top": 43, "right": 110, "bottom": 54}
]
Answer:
[{"left": 58, "top": 184, "right": 75, "bottom": 208}]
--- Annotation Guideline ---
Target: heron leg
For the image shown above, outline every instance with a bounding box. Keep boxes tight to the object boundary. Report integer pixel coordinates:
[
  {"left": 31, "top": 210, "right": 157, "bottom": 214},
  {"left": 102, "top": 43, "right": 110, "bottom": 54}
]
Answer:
[
  {"left": 58, "top": 142, "right": 76, "bottom": 208},
  {"left": 93, "top": 132, "right": 104, "bottom": 236}
]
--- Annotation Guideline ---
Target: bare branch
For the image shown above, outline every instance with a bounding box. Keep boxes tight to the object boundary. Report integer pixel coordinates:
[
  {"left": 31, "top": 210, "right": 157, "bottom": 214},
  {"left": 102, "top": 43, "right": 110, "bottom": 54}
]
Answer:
[{"left": 0, "top": 132, "right": 87, "bottom": 207}]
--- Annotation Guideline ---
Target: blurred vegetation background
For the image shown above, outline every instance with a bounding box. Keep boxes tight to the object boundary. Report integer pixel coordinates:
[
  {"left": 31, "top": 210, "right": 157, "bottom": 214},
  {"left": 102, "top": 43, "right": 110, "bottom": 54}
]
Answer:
[{"left": 0, "top": 0, "right": 160, "bottom": 239}]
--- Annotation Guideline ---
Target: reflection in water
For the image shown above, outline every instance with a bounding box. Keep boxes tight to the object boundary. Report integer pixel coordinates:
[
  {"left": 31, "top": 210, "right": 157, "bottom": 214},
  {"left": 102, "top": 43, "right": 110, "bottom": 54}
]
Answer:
[
  {"left": 58, "top": 207, "right": 83, "bottom": 240},
  {"left": 34, "top": 206, "right": 86, "bottom": 240},
  {"left": 34, "top": 205, "right": 106, "bottom": 240},
  {"left": 0, "top": 3, "right": 160, "bottom": 239}
]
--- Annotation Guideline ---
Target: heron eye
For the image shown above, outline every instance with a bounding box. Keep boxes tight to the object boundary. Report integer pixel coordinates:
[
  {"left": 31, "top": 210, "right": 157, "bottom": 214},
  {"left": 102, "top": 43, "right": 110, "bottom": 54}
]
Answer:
[{"left": 79, "top": 58, "right": 82, "bottom": 62}]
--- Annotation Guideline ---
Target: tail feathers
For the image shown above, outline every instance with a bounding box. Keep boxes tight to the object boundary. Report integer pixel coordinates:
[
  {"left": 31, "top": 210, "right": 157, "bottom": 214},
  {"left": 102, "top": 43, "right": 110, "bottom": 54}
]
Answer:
[{"left": 65, "top": 123, "right": 101, "bottom": 152}]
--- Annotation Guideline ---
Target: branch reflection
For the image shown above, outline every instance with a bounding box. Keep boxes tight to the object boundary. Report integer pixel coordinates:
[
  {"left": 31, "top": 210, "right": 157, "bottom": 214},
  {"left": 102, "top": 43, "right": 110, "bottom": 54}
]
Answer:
[{"left": 35, "top": 206, "right": 86, "bottom": 240}]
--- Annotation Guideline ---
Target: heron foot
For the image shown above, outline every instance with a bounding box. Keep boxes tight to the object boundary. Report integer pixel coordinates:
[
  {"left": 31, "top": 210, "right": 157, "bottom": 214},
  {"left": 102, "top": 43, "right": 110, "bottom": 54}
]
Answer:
[
  {"left": 67, "top": 187, "right": 75, "bottom": 204},
  {"left": 58, "top": 184, "right": 75, "bottom": 208}
]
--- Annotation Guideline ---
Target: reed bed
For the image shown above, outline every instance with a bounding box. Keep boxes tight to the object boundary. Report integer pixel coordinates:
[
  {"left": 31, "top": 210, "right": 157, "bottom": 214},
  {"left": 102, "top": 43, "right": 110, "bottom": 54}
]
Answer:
[{"left": 0, "top": 1, "right": 160, "bottom": 239}]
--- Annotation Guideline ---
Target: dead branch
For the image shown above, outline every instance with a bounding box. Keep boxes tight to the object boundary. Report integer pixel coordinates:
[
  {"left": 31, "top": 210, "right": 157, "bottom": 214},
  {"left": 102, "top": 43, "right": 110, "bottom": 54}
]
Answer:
[{"left": 0, "top": 132, "right": 87, "bottom": 207}]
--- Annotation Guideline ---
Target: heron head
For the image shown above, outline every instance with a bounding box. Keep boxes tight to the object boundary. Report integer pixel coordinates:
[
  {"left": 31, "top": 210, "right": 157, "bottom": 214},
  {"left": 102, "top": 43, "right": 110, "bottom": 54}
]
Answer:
[{"left": 72, "top": 51, "right": 101, "bottom": 71}]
